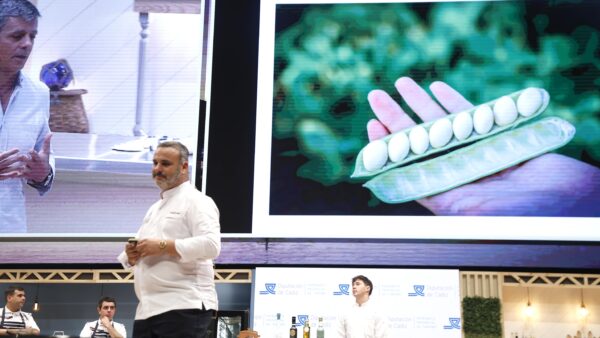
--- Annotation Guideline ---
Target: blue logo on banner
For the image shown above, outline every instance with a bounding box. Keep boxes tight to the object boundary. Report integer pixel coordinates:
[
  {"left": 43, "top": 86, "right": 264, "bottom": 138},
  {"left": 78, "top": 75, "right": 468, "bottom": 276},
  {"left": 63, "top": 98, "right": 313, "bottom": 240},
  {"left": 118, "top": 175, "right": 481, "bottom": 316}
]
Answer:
[
  {"left": 259, "top": 283, "right": 276, "bottom": 295},
  {"left": 333, "top": 284, "right": 350, "bottom": 295},
  {"left": 408, "top": 285, "right": 425, "bottom": 296},
  {"left": 297, "top": 315, "right": 309, "bottom": 326},
  {"left": 443, "top": 317, "right": 461, "bottom": 329}
]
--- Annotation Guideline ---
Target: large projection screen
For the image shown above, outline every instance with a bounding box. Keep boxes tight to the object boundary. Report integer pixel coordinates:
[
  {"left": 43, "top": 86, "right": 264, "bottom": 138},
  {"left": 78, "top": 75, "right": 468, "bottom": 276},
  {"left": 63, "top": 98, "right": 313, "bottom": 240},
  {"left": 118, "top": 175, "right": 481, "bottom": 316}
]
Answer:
[
  {"left": 0, "top": 0, "right": 204, "bottom": 236},
  {"left": 3, "top": 0, "right": 600, "bottom": 266},
  {"left": 241, "top": 0, "right": 600, "bottom": 239},
  {"left": 0, "top": 1, "right": 207, "bottom": 263}
]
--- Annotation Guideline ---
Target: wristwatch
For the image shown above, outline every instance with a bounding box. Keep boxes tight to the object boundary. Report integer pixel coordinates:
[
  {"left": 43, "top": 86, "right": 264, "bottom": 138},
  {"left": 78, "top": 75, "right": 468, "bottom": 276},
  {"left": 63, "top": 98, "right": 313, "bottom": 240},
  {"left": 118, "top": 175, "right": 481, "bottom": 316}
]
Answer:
[
  {"left": 28, "top": 168, "right": 53, "bottom": 188},
  {"left": 39, "top": 168, "right": 54, "bottom": 186},
  {"left": 159, "top": 240, "right": 167, "bottom": 250}
]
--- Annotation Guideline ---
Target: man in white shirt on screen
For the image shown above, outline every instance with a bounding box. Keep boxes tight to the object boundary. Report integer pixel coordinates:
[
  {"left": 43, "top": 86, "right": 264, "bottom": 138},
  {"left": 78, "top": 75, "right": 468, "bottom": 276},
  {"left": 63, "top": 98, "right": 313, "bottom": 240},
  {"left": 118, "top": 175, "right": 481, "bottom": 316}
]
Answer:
[
  {"left": 79, "top": 296, "right": 126, "bottom": 338},
  {"left": 336, "top": 275, "right": 389, "bottom": 338},
  {"left": 0, "top": 0, "right": 55, "bottom": 233},
  {"left": 118, "top": 141, "right": 221, "bottom": 338},
  {"left": 0, "top": 286, "right": 40, "bottom": 336}
]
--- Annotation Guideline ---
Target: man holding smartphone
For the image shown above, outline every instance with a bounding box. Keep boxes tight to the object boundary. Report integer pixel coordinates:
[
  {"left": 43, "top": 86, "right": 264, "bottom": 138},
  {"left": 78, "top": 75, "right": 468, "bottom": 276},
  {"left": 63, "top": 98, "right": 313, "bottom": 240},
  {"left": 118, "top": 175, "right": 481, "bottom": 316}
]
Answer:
[{"left": 118, "top": 141, "right": 221, "bottom": 338}]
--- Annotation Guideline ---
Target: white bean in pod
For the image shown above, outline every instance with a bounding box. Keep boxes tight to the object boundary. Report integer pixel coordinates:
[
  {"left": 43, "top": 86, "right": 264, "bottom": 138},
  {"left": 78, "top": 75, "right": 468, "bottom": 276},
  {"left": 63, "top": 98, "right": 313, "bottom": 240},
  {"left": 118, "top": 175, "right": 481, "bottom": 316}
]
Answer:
[
  {"left": 388, "top": 132, "right": 410, "bottom": 162},
  {"left": 473, "top": 105, "right": 494, "bottom": 135},
  {"left": 429, "top": 118, "right": 453, "bottom": 148},
  {"left": 409, "top": 125, "right": 429, "bottom": 155},
  {"left": 517, "top": 87, "right": 543, "bottom": 117},
  {"left": 493, "top": 95, "right": 518, "bottom": 126},
  {"left": 362, "top": 139, "right": 388, "bottom": 171},
  {"left": 452, "top": 111, "right": 473, "bottom": 141}
]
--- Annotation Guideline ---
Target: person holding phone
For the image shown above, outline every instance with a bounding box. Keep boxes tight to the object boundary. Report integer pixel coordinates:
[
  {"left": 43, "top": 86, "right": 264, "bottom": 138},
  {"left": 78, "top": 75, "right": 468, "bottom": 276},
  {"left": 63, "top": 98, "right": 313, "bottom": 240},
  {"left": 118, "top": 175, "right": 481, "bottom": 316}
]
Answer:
[
  {"left": 79, "top": 296, "right": 126, "bottom": 338},
  {"left": 118, "top": 141, "right": 221, "bottom": 338}
]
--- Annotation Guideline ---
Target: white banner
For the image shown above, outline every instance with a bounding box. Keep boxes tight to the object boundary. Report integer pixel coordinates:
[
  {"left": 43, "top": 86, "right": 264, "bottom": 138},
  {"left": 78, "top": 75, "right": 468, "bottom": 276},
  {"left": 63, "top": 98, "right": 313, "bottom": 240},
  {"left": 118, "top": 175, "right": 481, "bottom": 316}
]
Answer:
[{"left": 252, "top": 267, "right": 461, "bottom": 337}]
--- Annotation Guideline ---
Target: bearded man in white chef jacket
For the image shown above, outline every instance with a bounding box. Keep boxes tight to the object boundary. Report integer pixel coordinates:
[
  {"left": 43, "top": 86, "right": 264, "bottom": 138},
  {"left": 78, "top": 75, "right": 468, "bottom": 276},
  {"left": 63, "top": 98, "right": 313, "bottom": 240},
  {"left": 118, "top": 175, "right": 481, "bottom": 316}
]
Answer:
[{"left": 118, "top": 141, "right": 220, "bottom": 338}]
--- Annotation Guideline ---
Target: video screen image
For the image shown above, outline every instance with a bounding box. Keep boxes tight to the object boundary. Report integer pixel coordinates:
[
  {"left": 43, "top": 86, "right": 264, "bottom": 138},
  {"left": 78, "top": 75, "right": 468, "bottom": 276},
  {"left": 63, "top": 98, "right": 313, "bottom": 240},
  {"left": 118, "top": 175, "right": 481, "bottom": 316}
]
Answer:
[
  {"left": 251, "top": 0, "right": 600, "bottom": 239},
  {"left": 1, "top": 0, "right": 203, "bottom": 235}
]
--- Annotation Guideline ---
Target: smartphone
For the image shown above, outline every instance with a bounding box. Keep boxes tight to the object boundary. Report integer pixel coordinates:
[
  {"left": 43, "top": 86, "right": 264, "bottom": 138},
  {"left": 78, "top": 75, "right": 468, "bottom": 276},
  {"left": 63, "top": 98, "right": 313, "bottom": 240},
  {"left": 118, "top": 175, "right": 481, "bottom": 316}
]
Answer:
[{"left": 128, "top": 238, "right": 138, "bottom": 246}]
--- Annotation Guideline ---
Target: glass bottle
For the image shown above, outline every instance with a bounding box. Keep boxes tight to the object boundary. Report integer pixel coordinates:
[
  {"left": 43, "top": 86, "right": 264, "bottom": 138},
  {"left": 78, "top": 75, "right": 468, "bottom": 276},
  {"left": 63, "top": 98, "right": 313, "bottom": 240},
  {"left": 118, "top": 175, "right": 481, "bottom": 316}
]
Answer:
[
  {"left": 316, "top": 317, "right": 324, "bottom": 338},
  {"left": 290, "top": 316, "right": 298, "bottom": 338},
  {"left": 303, "top": 319, "right": 310, "bottom": 338},
  {"left": 275, "top": 313, "right": 284, "bottom": 338}
]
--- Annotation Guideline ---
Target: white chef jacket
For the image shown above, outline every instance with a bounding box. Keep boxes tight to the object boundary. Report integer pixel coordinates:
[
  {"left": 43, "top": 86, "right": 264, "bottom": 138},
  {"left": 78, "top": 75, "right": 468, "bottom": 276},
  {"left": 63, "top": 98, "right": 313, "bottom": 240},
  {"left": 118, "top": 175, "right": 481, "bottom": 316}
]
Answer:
[
  {"left": 335, "top": 299, "right": 389, "bottom": 338},
  {"left": 0, "top": 307, "right": 39, "bottom": 331},
  {"left": 118, "top": 181, "right": 221, "bottom": 320},
  {"left": 79, "top": 319, "right": 127, "bottom": 337}
]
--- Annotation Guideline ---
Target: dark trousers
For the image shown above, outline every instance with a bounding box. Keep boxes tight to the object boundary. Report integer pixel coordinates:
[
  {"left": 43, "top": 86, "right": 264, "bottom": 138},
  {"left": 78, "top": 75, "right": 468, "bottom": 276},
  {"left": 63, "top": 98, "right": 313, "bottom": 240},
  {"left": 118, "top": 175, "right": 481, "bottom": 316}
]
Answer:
[{"left": 133, "top": 308, "right": 213, "bottom": 338}]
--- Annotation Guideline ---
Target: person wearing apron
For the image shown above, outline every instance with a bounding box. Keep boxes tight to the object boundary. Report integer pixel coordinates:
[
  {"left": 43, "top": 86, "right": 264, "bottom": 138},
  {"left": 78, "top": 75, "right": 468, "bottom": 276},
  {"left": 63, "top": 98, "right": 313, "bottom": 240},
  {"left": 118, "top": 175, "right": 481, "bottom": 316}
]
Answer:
[
  {"left": 0, "top": 286, "right": 40, "bottom": 336},
  {"left": 79, "top": 297, "right": 126, "bottom": 338}
]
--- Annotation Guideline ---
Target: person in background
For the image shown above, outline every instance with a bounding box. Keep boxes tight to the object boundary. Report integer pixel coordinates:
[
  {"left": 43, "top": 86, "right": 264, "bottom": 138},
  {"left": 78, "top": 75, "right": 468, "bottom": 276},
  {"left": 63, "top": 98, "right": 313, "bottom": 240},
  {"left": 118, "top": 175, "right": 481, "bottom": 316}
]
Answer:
[
  {"left": 118, "top": 141, "right": 221, "bottom": 338},
  {"left": 0, "top": 0, "right": 54, "bottom": 233},
  {"left": 79, "top": 296, "right": 126, "bottom": 338},
  {"left": 0, "top": 286, "right": 40, "bottom": 336},
  {"left": 336, "top": 275, "right": 389, "bottom": 338}
]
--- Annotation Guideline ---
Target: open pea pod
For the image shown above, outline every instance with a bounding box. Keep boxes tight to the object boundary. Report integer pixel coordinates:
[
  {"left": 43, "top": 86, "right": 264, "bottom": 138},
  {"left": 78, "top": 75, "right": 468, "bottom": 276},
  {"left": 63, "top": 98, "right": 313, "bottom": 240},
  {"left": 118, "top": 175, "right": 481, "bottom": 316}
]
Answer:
[
  {"left": 364, "top": 117, "right": 575, "bottom": 204},
  {"left": 352, "top": 87, "right": 550, "bottom": 179}
]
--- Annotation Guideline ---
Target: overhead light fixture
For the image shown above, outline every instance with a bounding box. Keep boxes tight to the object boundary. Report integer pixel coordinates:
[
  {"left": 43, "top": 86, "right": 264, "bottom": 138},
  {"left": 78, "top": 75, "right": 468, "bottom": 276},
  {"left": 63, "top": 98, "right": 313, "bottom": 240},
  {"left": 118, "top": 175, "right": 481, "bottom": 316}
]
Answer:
[
  {"left": 578, "top": 288, "right": 589, "bottom": 318},
  {"left": 523, "top": 287, "right": 534, "bottom": 318},
  {"left": 33, "top": 284, "right": 40, "bottom": 312}
]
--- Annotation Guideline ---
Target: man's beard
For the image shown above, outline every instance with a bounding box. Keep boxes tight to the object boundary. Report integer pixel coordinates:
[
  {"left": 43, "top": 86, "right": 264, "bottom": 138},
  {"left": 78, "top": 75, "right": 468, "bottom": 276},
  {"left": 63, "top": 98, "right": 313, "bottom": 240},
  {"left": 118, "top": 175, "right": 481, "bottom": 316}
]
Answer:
[{"left": 154, "top": 168, "right": 181, "bottom": 189}]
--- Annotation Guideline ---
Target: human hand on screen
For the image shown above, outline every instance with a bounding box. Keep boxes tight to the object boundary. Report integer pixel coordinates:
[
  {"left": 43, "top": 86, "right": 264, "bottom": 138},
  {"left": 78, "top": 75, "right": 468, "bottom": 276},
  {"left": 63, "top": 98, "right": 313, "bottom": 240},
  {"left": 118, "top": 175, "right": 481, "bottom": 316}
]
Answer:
[
  {"left": 367, "top": 77, "right": 600, "bottom": 216},
  {"left": 0, "top": 148, "right": 27, "bottom": 180},
  {"left": 22, "top": 133, "right": 53, "bottom": 183}
]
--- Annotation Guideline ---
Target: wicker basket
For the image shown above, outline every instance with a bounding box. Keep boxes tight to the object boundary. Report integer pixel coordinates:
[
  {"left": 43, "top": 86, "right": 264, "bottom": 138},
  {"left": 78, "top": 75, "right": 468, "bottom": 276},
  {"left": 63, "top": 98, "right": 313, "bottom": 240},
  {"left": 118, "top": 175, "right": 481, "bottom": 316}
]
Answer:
[{"left": 49, "top": 89, "right": 90, "bottom": 133}]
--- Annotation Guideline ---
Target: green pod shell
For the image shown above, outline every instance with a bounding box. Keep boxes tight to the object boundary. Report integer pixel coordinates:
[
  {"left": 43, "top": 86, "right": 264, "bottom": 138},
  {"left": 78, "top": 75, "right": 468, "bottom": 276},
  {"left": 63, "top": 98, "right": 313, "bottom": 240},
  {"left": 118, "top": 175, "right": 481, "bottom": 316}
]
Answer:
[
  {"left": 352, "top": 88, "right": 550, "bottom": 179},
  {"left": 363, "top": 117, "right": 575, "bottom": 204}
]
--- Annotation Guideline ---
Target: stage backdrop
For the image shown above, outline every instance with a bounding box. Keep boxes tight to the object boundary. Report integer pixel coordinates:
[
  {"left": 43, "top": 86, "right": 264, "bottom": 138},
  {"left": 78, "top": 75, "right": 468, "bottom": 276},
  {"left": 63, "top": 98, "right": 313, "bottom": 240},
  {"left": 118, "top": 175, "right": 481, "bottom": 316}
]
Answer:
[{"left": 251, "top": 267, "right": 461, "bottom": 337}]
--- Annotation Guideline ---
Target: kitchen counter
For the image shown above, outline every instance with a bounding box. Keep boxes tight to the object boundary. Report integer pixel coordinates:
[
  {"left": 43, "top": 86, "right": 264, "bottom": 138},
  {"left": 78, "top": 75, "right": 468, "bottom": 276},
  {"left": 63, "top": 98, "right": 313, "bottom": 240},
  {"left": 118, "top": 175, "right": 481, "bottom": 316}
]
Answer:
[{"left": 53, "top": 132, "right": 194, "bottom": 176}]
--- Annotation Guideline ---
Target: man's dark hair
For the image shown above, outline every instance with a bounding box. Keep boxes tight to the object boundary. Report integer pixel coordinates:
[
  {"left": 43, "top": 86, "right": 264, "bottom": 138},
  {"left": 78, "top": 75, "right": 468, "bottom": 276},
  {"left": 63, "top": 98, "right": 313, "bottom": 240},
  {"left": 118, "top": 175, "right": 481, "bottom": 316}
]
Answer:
[
  {"left": 0, "top": 0, "right": 40, "bottom": 32},
  {"left": 97, "top": 296, "right": 117, "bottom": 309},
  {"left": 157, "top": 141, "right": 190, "bottom": 165},
  {"left": 352, "top": 275, "right": 373, "bottom": 296},
  {"left": 4, "top": 286, "right": 25, "bottom": 302}
]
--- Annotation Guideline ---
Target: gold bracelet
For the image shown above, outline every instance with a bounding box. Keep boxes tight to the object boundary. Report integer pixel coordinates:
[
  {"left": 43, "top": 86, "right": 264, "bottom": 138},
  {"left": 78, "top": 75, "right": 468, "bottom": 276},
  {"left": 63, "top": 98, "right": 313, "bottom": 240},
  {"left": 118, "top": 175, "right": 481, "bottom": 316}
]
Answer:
[{"left": 159, "top": 240, "right": 167, "bottom": 250}]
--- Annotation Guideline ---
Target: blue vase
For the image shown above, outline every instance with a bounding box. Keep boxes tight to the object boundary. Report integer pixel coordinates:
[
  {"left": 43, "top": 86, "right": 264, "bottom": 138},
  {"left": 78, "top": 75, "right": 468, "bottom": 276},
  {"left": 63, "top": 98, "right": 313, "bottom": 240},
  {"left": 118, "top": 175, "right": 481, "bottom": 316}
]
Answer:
[{"left": 40, "top": 59, "right": 74, "bottom": 91}]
